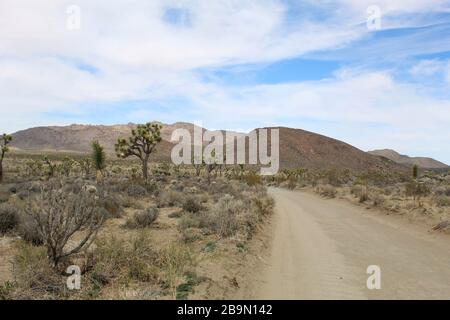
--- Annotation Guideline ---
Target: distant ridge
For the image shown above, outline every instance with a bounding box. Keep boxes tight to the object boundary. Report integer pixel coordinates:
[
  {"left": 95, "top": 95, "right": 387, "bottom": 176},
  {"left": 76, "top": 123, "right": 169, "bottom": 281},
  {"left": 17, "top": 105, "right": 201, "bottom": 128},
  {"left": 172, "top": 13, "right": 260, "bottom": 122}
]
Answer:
[
  {"left": 11, "top": 122, "right": 405, "bottom": 171},
  {"left": 368, "top": 149, "right": 448, "bottom": 169}
]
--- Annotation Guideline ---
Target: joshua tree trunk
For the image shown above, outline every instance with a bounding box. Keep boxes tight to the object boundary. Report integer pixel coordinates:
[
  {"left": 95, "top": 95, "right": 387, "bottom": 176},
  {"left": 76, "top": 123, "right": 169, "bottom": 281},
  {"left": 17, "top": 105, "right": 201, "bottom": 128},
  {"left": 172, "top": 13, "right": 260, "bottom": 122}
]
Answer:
[
  {"left": 142, "top": 156, "right": 149, "bottom": 181},
  {"left": 0, "top": 162, "right": 3, "bottom": 183}
]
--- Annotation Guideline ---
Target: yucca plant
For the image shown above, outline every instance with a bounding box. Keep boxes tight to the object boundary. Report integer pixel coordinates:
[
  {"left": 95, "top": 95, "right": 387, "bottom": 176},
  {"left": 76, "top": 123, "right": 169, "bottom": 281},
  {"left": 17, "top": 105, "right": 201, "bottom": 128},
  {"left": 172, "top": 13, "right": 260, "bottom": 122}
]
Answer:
[
  {"left": 92, "top": 140, "right": 106, "bottom": 182},
  {"left": 0, "top": 134, "right": 12, "bottom": 183}
]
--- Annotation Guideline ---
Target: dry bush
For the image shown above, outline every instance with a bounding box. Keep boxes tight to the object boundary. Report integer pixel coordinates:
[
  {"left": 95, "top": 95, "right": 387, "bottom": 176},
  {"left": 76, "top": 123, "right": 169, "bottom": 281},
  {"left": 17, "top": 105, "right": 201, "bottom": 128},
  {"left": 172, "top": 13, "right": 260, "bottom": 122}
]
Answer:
[
  {"left": 317, "top": 185, "right": 337, "bottom": 198},
  {"left": 434, "top": 186, "right": 450, "bottom": 197},
  {"left": 98, "top": 195, "right": 124, "bottom": 219},
  {"left": 405, "top": 181, "right": 431, "bottom": 202},
  {"left": 0, "top": 203, "right": 18, "bottom": 234},
  {"left": 178, "top": 194, "right": 246, "bottom": 238},
  {"left": 371, "top": 193, "right": 386, "bottom": 207},
  {"left": 17, "top": 214, "right": 43, "bottom": 245},
  {"left": 351, "top": 185, "right": 365, "bottom": 197},
  {"left": 25, "top": 182, "right": 105, "bottom": 267},
  {"left": 9, "top": 243, "right": 67, "bottom": 299},
  {"left": 182, "top": 196, "right": 203, "bottom": 214},
  {"left": 435, "top": 195, "right": 450, "bottom": 207},
  {"left": 206, "top": 195, "right": 244, "bottom": 237},
  {"left": 126, "top": 207, "right": 159, "bottom": 229},
  {"left": 160, "top": 242, "right": 193, "bottom": 299},
  {"left": 286, "top": 177, "right": 297, "bottom": 190},
  {"left": 157, "top": 190, "right": 185, "bottom": 208},
  {"left": 178, "top": 213, "right": 204, "bottom": 231},
  {"left": 251, "top": 196, "right": 275, "bottom": 218},
  {"left": 127, "top": 184, "right": 147, "bottom": 197},
  {"left": 0, "top": 192, "right": 9, "bottom": 203},
  {"left": 359, "top": 191, "right": 369, "bottom": 203},
  {"left": 243, "top": 171, "right": 261, "bottom": 186},
  {"left": 180, "top": 228, "right": 203, "bottom": 243},
  {"left": 91, "top": 232, "right": 159, "bottom": 287}
]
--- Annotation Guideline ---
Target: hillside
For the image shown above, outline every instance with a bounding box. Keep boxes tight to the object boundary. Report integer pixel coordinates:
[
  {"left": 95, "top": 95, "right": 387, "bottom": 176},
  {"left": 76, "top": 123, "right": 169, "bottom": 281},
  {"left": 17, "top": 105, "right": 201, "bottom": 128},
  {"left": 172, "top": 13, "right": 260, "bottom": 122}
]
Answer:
[
  {"left": 368, "top": 149, "right": 448, "bottom": 169},
  {"left": 11, "top": 123, "right": 401, "bottom": 171}
]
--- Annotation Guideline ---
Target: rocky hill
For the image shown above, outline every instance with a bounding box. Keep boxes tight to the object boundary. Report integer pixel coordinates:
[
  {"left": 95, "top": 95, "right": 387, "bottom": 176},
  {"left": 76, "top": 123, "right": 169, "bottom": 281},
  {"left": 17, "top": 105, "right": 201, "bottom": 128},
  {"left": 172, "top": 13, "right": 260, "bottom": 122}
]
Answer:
[{"left": 11, "top": 122, "right": 404, "bottom": 171}]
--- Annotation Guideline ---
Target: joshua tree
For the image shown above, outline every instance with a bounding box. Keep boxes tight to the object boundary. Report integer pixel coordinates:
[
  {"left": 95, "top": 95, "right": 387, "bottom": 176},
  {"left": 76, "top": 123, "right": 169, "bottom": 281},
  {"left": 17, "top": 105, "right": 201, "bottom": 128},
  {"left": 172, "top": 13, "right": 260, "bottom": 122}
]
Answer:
[
  {"left": 115, "top": 123, "right": 162, "bottom": 181},
  {"left": 0, "top": 134, "right": 12, "bottom": 183},
  {"left": 91, "top": 140, "right": 106, "bottom": 182}
]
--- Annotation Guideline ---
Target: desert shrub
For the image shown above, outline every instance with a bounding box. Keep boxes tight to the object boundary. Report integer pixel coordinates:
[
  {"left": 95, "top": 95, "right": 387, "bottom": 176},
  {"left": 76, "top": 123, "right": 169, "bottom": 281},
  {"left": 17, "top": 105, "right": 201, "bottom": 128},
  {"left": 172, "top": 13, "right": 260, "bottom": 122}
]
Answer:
[
  {"left": 10, "top": 243, "right": 66, "bottom": 299},
  {"left": 126, "top": 207, "right": 159, "bottom": 228},
  {"left": 0, "top": 203, "right": 18, "bottom": 234},
  {"left": 405, "top": 181, "right": 431, "bottom": 201},
  {"left": 286, "top": 177, "right": 297, "bottom": 190},
  {"left": 351, "top": 185, "right": 365, "bottom": 197},
  {"left": 434, "top": 186, "right": 450, "bottom": 197},
  {"left": 180, "top": 228, "right": 203, "bottom": 243},
  {"left": 243, "top": 171, "right": 261, "bottom": 186},
  {"left": 99, "top": 195, "right": 124, "bottom": 219},
  {"left": 160, "top": 243, "right": 193, "bottom": 299},
  {"left": 178, "top": 214, "right": 204, "bottom": 231},
  {"left": 0, "top": 192, "right": 9, "bottom": 203},
  {"left": 435, "top": 195, "right": 450, "bottom": 207},
  {"left": 91, "top": 232, "right": 159, "bottom": 286},
  {"left": 371, "top": 193, "right": 386, "bottom": 207},
  {"left": 157, "top": 190, "right": 185, "bottom": 208},
  {"left": 318, "top": 185, "right": 337, "bottom": 198},
  {"left": 17, "top": 214, "right": 43, "bottom": 245},
  {"left": 25, "top": 182, "right": 105, "bottom": 267},
  {"left": 182, "top": 196, "right": 203, "bottom": 213},
  {"left": 145, "top": 181, "right": 161, "bottom": 196},
  {"left": 206, "top": 195, "right": 244, "bottom": 237},
  {"left": 251, "top": 196, "right": 275, "bottom": 218},
  {"left": 127, "top": 184, "right": 147, "bottom": 197},
  {"left": 359, "top": 192, "right": 369, "bottom": 203},
  {"left": 168, "top": 210, "right": 183, "bottom": 218}
]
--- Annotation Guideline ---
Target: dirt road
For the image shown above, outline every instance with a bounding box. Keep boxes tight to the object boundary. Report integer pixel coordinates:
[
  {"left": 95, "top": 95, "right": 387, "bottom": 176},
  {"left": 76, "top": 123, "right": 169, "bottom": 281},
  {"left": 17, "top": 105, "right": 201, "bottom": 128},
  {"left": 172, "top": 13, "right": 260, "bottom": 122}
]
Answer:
[{"left": 255, "top": 188, "right": 450, "bottom": 299}]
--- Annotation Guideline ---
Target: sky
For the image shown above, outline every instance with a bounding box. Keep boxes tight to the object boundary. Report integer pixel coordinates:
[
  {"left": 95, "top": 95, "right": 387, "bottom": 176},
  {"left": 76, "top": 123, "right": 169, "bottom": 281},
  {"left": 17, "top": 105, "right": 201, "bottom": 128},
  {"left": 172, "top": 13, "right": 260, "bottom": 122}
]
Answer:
[{"left": 1, "top": 0, "right": 450, "bottom": 163}]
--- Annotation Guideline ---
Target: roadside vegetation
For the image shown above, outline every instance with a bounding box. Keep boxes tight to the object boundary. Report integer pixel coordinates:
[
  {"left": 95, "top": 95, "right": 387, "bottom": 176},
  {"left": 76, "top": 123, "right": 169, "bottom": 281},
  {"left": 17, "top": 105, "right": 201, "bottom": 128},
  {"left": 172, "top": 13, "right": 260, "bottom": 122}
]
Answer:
[
  {"left": 0, "top": 126, "right": 274, "bottom": 300},
  {"left": 268, "top": 166, "right": 450, "bottom": 232}
]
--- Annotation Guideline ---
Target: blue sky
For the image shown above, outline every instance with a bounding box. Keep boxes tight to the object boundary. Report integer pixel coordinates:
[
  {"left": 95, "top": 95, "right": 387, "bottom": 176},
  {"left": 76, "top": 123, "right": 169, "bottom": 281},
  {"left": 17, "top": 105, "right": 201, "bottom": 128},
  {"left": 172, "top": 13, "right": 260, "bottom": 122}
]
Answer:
[{"left": 1, "top": 0, "right": 450, "bottom": 163}]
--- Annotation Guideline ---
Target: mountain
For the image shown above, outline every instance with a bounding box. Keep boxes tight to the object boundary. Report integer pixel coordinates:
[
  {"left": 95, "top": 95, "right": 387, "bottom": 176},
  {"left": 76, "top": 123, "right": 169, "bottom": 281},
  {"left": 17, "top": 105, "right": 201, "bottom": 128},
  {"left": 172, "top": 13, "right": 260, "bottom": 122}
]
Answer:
[
  {"left": 368, "top": 149, "right": 448, "bottom": 169},
  {"left": 275, "top": 127, "right": 399, "bottom": 171},
  {"left": 11, "top": 122, "right": 401, "bottom": 171}
]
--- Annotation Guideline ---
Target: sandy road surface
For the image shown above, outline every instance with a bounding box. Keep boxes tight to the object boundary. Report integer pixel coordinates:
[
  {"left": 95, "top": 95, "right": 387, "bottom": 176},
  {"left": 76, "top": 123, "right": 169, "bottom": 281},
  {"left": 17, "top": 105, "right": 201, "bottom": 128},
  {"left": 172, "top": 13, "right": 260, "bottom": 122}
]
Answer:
[{"left": 256, "top": 188, "right": 450, "bottom": 299}]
